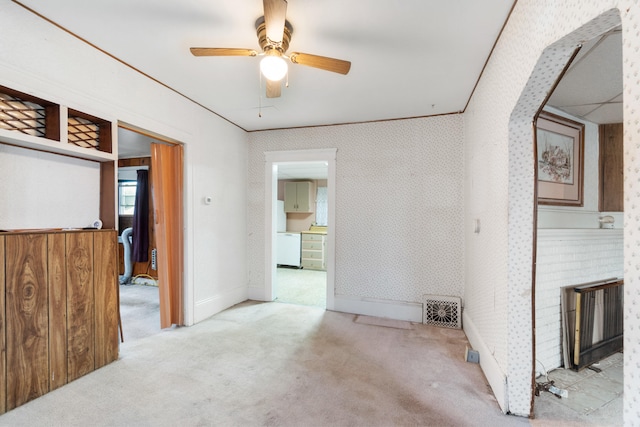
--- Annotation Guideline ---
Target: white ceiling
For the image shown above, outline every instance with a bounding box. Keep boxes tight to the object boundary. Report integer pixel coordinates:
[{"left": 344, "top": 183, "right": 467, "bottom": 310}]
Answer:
[
  {"left": 16, "top": 0, "right": 515, "bottom": 132},
  {"left": 277, "top": 162, "right": 327, "bottom": 180},
  {"left": 546, "top": 28, "right": 622, "bottom": 124},
  {"left": 19, "top": 0, "right": 621, "bottom": 170}
]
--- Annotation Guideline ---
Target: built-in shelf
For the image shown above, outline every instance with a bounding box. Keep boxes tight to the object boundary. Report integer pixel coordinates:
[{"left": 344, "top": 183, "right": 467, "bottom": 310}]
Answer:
[
  {"left": 0, "top": 84, "right": 117, "bottom": 229},
  {"left": 0, "top": 127, "right": 116, "bottom": 162}
]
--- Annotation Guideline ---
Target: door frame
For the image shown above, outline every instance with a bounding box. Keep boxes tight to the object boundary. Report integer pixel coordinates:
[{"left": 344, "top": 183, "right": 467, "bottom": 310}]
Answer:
[
  {"left": 117, "top": 122, "right": 188, "bottom": 326},
  {"left": 264, "top": 148, "right": 337, "bottom": 309}
]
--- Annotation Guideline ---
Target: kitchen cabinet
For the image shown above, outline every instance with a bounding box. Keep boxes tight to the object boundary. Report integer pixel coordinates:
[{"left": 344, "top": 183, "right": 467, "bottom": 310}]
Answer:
[
  {"left": 599, "top": 123, "right": 623, "bottom": 212},
  {"left": 0, "top": 229, "right": 119, "bottom": 413},
  {"left": 284, "top": 181, "right": 312, "bottom": 213},
  {"left": 301, "top": 232, "right": 326, "bottom": 270}
]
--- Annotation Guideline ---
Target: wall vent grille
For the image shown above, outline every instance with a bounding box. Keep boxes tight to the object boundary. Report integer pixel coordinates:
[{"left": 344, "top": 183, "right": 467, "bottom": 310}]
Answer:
[
  {"left": 0, "top": 92, "right": 46, "bottom": 137},
  {"left": 68, "top": 115, "right": 100, "bottom": 149},
  {"left": 423, "top": 295, "right": 462, "bottom": 329}
]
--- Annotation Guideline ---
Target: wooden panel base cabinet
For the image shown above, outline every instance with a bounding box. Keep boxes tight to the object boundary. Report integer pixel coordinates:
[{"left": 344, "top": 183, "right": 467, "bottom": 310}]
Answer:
[{"left": 0, "top": 229, "right": 119, "bottom": 413}]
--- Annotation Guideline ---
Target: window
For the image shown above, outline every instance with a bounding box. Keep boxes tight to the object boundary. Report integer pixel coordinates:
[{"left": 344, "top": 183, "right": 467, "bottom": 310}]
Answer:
[{"left": 118, "top": 181, "right": 137, "bottom": 216}]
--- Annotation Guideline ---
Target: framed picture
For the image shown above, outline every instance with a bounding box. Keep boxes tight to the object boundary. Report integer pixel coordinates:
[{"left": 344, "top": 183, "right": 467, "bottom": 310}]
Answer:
[{"left": 536, "top": 111, "right": 584, "bottom": 206}]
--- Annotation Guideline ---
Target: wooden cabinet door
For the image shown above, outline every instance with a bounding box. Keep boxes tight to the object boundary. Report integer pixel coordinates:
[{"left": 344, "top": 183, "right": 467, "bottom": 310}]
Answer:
[
  {"left": 48, "top": 233, "right": 67, "bottom": 391},
  {"left": 5, "top": 234, "right": 49, "bottom": 410},
  {"left": 284, "top": 181, "right": 298, "bottom": 212},
  {"left": 93, "top": 231, "right": 119, "bottom": 368},
  {"left": 296, "top": 182, "right": 311, "bottom": 212},
  {"left": 66, "top": 232, "right": 95, "bottom": 382},
  {"left": 0, "top": 236, "right": 5, "bottom": 415}
]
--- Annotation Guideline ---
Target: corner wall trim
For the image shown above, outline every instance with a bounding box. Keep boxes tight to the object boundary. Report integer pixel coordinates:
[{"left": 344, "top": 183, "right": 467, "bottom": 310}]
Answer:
[
  {"left": 463, "top": 311, "right": 509, "bottom": 413},
  {"left": 333, "top": 295, "right": 423, "bottom": 322}
]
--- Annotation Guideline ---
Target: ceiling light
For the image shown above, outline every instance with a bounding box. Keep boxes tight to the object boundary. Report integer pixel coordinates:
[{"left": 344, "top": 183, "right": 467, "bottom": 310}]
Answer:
[{"left": 260, "top": 51, "right": 288, "bottom": 81}]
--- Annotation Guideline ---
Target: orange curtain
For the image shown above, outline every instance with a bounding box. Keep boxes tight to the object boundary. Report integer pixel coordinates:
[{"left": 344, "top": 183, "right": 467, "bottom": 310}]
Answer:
[{"left": 150, "top": 142, "right": 184, "bottom": 328}]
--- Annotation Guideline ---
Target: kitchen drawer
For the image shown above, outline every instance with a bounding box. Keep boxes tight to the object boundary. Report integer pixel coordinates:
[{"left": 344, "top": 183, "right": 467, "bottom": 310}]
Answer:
[
  {"left": 302, "top": 241, "right": 323, "bottom": 250},
  {"left": 302, "top": 259, "right": 324, "bottom": 270},
  {"left": 301, "top": 233, "right": 324, "bottom": 241},
  {"left": 302, "top": 250, "right": 322, "bottom": 259}
]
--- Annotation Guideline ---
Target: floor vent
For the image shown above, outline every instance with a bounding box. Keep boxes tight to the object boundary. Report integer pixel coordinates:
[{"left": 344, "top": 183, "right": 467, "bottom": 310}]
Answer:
[{"left": 423, "top": 295, "right": 462, "bottom": 329}]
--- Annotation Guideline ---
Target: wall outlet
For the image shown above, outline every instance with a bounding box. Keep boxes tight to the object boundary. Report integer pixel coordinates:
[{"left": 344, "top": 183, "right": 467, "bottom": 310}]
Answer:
[
  {"left": 151, "top": 248, "right": 157, "bottom": 270},
  {"left": 465, "top": 346, "right": 480, "bottom": 364}
]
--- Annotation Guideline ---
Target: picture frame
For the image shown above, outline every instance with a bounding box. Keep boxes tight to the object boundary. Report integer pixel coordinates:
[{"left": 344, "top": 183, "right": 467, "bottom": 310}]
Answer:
[{"left": 536, "top": 111, "right": 584, "bottom": 206}]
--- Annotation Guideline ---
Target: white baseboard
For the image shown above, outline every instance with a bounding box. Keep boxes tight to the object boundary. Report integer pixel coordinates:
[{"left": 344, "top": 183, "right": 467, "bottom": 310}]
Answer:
[
  {"left": 193, "top": 286, "right": 248, "bottom": 324},
  {"left": 332, "top": 295, "right": 423, "bottom": 322},
  {"left": 463, "top": 311, "right": 508, "bottom": 413},
  {"left": 247, "top": 285, "right": 269, "bottom": 302}
]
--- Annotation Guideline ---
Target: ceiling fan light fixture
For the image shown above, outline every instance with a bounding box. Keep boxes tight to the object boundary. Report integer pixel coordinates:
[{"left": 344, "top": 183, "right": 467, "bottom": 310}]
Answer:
[{"left": 260, "top": 53, "right": 288, "bottom": 81}]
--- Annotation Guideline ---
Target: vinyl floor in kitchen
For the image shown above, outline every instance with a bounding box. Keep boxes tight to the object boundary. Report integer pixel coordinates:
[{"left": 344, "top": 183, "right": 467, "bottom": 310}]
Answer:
[{"left": 275, "top": 267, "right": 326, "bottom": 308}]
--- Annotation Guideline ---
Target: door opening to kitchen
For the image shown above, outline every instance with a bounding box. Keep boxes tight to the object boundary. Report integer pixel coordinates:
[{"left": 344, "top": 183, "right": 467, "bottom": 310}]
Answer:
[
  {"left": 275, "top": 164, "right": 328, "bottom": 307},
  {"left": 265, "top": 149, "right": 336, "bottom": 310}
]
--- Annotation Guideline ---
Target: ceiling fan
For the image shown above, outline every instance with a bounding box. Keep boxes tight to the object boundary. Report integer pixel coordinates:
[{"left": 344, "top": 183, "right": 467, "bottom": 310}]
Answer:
[{"left": 190, "top": 0, "right": 351, "bottom": 98}]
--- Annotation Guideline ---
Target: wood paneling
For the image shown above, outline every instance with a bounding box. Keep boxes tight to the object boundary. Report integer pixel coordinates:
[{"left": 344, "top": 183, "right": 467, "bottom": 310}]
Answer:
[
  {"left": 0, "top": 229, "right": 119, "bottom": 414},
  {"left": 118, "top": 157, "right": 150, "bottom": 168},
  {"left": 599, "top": 123, "right": 624, "bottom": 212},
  {"left": 93, "top": 231, "right": 119, "bottom": 368},
  {"left": 100, "top": 161, "right": 116, "bottom": 230},
  {"left": 0, "top": 236, "right": 5, "bottom": 414},
  {"left": 47, "top": 233, "right": 67, "bottom": 391},
  {"left": 66, "top": 232, "right": 95, "bottom": 382},
  {"left": 5, "top": 234, "right": 49, "bottom": 410}
]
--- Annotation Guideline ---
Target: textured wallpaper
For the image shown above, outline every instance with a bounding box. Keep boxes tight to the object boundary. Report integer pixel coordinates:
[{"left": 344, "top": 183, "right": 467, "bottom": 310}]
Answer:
[
  {"left": 464, "top": 0, "right": 639, "bottom": 418},
  {"left": 248, "top": 115, "right": 464, "bottom": 304}
]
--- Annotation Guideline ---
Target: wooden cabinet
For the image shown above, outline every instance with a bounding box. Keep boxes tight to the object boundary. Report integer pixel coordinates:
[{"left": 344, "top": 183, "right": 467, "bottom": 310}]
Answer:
[
  {"left": 599, "top": 123, "right": 623, "bottom": 212},
  {"left": 301, "top": 232, "right": 326, "bottom": 270},
  {"left": 284, "top": 181, "right": 312, "bottom": 213},
  {"left": 0, "top": 236, "right": 5, "bottom": 415},
  {"left": 0, "top": 229, "right": 119, "bottom": 413},
  {"left": 6, "top": 233, "right": 49, "bottom": 410}
]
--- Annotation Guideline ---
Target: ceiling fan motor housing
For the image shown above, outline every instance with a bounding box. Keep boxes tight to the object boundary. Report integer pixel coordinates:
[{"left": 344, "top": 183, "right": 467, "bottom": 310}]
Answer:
[{"left": 256, "top": 16, "right": 293, "bottom": 54}]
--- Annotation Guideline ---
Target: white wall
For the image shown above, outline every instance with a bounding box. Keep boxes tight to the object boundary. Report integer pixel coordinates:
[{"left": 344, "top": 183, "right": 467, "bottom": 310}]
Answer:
[
  {"left": 248, "top": 115, "right": 464, "bottom": 318},
  {"left": 0, "top": 144, "right": 100, "bottom": 229},
  {"left": 535, "top": 229, "right": 623, "bottom": 372},
  {"left": 464, "top": 0, "right": 640, "bottom": 420},
  {"left": 0, "top": 2, "right": 248, "bottom": 325}
]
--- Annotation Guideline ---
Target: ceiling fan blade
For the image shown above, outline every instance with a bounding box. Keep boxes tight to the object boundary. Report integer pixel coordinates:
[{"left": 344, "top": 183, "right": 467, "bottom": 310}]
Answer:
[
  {"left": 190, "top": 48, "right": 257, "bottom": 57},
  {"left": 289, "top": 52, "right": 351, "bottom": 75},
  {"left": 263, "top": 0, "right": 287, "bottom": 43},
  {"left": 266, "top": 79, "right": 281, "bottom": 98}
]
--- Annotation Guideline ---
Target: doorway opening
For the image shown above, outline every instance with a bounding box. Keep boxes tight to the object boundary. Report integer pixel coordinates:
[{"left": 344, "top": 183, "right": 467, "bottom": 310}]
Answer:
[
  {"left": 117, "top": 124, "right": 185, "bottom": 344},
  {"left": 264, "top": 149, "right": 336, "bottom": 310},
  {"left": 275, "top": 162, "right": 328, "bottom": 307},
  {"left": 529, "top": 15, "right": 623, "bottom": 422}
]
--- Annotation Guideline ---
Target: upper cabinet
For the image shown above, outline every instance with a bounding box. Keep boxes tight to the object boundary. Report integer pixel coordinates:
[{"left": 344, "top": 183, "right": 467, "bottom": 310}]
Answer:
[
  {"left": 284, "top": 181, "right": 312, "bottom": 213},
  {"left": 599, "top": 123, "right": 623, "bottom": 212}
]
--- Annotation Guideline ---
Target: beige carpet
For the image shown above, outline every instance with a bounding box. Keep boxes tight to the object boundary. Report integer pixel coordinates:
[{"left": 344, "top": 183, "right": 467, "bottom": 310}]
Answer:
[
  {"left": 118, "top": 283, "right": 162, "bottom": 342},
  {"left": 0, "top": 300, "right": 528, "bottom": 427}
]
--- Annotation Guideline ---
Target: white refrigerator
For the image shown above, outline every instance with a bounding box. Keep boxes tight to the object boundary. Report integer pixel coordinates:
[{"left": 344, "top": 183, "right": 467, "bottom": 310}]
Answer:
[{"left": 276, "top": 200, "right": 301, "bottom": 267}]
